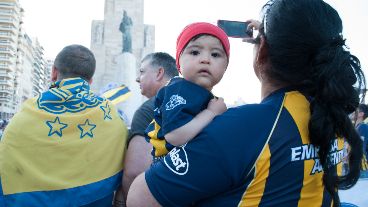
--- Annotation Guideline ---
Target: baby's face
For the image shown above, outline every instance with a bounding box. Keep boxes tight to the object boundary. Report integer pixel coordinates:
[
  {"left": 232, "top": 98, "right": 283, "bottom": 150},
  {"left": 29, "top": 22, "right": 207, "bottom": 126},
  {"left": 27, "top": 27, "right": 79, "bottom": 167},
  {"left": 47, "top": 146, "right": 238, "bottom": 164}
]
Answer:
[{"left": 179, "top": 35, "right": 228, "bottom": 91}]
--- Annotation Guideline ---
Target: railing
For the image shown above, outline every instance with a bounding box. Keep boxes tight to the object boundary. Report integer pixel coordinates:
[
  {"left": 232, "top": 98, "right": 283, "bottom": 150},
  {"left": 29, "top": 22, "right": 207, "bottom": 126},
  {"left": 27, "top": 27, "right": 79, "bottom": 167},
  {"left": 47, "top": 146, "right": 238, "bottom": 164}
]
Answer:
[
  {"left": 0, "top": 72, "right": 13, "bottom": 79},
  {"left": 0, "top": 57, "right": 13, "bottom": 63},
  {"left": 0, "top": 79, "right": 13, "bottom": 86},
  {"left": 0, "top": 17, "right": 17, "bottom": 24},
  {"left": 0, "top": 32, "right": 17, "bottom": 42},
  {"left": 0, "top": 88, "right": 12, "bottom": 94},
  {"left": 0, "top": 25, "right": 16, "bottom": 31}
]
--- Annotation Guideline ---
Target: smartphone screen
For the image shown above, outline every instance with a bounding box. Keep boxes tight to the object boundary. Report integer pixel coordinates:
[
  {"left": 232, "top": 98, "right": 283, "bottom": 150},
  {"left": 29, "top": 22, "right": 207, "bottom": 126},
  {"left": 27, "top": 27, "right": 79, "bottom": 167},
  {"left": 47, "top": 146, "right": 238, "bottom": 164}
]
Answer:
[{"left": 217, "top": 20, "right": 250, "bottom": 38}]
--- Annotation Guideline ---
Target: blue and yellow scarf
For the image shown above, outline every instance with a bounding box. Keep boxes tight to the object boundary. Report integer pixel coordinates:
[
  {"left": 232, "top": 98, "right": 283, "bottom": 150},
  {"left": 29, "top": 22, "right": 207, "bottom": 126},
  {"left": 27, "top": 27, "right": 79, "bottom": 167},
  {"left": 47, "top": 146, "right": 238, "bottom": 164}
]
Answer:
[{"left": 0, "top": 78, "right": 127, "bottom": 206}]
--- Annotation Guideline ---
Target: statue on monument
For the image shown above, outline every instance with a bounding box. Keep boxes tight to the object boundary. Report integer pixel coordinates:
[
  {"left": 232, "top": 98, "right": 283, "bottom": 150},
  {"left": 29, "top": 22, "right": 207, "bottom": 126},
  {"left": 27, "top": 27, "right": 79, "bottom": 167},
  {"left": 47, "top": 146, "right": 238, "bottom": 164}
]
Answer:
[
  {"left": 94, "top": 23, "right": 104, "bottom": 44},
  {"left": 119, "top": 10, "right": 133, "bottom": 53}
]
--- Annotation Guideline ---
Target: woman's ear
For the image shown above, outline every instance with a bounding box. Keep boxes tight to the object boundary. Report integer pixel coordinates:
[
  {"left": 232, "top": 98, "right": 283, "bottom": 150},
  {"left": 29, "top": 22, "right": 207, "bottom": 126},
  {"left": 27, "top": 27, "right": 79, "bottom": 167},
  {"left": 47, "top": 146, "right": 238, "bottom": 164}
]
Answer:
[
  {"left": 256, "top": 36, "right": 268, "bottom": 65},
  {"left": 254, "top": 36, "right": 270, "bottom": 82}
]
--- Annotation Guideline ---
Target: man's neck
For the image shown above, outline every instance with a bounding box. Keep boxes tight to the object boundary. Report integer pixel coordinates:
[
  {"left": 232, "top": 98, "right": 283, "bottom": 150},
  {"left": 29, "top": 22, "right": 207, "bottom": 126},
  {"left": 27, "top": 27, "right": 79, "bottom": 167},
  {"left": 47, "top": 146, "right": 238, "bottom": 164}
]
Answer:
[{"left": 355, "top": 118, "right": 364, "bottom": 127}]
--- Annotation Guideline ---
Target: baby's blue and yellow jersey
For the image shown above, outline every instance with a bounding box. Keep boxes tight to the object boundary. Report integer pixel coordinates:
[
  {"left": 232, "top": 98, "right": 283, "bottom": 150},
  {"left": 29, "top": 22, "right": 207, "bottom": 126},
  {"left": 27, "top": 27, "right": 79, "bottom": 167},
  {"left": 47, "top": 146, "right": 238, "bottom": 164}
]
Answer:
[
  {"left": 145, "top": 77, "right": 213, "bottom": 157},
  {"left": 145, "top": 88, "right": 345, "bottom": 206},
  {"left": 0, "top": 78, "right": 127, "bottom": 207}
]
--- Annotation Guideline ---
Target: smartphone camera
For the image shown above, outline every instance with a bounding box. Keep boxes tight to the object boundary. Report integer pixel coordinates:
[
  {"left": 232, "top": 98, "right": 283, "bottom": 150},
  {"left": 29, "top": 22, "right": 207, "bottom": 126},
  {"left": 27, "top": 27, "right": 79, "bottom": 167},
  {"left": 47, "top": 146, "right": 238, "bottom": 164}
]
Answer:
[{"left": 217, "top": 20, "right": 252, "bottom": 38}]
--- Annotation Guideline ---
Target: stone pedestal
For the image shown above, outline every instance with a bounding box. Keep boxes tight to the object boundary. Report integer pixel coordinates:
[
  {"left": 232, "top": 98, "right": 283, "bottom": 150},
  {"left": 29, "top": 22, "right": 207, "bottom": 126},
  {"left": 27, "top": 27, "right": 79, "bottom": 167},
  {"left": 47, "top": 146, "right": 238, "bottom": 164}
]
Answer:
[
  {"left": 90, "top": 0, "right": 154, "bottom": 126},
  {"left": 113, "top": 53, "right": 141, "bottom": 126}
]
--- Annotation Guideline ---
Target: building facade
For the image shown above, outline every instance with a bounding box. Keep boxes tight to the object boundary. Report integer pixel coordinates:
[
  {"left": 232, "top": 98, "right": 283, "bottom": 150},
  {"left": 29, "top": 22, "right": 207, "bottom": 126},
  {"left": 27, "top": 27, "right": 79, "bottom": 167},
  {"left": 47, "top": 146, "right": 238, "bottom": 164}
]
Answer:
[
  {"left": 0, "top": 0, "right": 22, "bottom": 120},
  {"left": 0, "top": 0, "right": 48, "bottom": 120}
]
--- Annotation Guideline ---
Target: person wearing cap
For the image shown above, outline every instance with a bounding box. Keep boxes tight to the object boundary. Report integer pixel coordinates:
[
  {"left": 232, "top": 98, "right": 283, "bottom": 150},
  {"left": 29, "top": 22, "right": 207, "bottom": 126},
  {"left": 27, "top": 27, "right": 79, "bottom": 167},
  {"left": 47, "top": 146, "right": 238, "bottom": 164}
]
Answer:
[
  {"left": 144, "top": 22, "right": 229, "bottom": 161},
  {"left": 128, "top": 0, "right": 365, "bottom": 206}
]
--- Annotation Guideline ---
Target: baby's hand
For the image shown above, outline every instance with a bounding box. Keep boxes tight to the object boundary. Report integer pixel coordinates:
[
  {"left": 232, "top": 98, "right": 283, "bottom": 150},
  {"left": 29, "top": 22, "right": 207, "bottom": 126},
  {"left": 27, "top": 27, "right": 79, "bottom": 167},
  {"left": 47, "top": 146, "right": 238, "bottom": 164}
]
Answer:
[{"left": 207, "top": 97, "right": 227, "bottom": 116}]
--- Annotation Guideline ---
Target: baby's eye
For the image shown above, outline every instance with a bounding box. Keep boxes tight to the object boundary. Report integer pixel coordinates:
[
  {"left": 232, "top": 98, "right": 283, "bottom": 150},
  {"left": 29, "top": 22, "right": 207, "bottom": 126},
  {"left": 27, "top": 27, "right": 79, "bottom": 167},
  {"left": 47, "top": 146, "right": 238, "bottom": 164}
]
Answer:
[
  {"left": 190, "top": 50, "right": 200, "bottom": 56},
  {"left": 211, "top": 52, "right": 221, "bottom": 57}
]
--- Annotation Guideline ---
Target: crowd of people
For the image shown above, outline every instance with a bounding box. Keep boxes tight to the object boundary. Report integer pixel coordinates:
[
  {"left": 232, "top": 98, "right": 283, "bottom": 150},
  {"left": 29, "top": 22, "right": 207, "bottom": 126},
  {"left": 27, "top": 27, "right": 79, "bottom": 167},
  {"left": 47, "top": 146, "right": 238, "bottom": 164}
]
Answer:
[{"left": 0, "top": 0, "right": 367, "bottom": 206}]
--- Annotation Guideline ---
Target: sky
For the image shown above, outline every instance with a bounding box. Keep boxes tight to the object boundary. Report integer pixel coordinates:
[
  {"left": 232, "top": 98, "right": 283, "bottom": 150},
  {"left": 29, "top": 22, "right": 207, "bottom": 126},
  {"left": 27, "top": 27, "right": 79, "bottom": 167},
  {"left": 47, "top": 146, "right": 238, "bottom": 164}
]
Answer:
[{"left": 19, "top": 0, "right": 368, "bottom": 104}]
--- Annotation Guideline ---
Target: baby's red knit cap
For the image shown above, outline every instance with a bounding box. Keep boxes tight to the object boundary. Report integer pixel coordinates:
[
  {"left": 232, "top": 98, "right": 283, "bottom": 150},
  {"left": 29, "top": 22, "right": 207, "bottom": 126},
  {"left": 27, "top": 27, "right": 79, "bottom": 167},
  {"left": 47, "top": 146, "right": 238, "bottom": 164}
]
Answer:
[{"left": 176, "top": 22, "right": 230, "bottom": 72}]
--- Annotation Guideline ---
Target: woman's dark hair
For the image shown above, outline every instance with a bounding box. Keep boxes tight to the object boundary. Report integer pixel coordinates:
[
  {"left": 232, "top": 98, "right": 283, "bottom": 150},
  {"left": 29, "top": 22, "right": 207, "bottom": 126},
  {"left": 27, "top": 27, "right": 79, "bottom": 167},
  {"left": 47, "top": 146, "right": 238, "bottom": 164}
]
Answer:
[{"left": 261, "top": 0, "right": 365, "bottom": 206}]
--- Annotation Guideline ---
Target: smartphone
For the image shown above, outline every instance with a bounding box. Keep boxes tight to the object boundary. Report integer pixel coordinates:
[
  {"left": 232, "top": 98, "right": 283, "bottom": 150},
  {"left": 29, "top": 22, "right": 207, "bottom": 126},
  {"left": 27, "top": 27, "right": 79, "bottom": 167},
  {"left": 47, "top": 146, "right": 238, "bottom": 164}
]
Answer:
[{"left": 217, "top": 20, "right": 251, "bottom": 38}]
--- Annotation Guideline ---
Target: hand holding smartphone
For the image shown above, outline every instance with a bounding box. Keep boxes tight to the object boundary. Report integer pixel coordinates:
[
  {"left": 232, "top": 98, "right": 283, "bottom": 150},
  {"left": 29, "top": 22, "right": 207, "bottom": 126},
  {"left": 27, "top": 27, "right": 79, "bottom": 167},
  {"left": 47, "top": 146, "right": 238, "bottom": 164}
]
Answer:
[{"left": 217, "top": 20, "right": 252, "bottom": 38}]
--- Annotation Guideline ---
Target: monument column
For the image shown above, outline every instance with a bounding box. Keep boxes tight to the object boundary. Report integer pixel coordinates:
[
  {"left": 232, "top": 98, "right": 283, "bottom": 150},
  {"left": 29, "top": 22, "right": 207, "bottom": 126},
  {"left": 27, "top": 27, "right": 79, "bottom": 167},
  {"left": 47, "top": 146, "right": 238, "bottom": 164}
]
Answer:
[{"left": 90, "top": 0, "right": 155, "bottom": 126}]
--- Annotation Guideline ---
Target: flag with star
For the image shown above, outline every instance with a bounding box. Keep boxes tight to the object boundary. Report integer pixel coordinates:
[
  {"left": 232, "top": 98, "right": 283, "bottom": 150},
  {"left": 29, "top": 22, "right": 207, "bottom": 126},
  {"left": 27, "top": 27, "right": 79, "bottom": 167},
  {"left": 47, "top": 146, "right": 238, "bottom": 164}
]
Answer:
[
  {"left": 0, "top": 78, "right": 128, "bottom": 206},
  {"left": 78, "top": 119, "right": 97, "bottom": 138},
  {"left": 46, "top": 117, "right": 68, "bottom": 137}
]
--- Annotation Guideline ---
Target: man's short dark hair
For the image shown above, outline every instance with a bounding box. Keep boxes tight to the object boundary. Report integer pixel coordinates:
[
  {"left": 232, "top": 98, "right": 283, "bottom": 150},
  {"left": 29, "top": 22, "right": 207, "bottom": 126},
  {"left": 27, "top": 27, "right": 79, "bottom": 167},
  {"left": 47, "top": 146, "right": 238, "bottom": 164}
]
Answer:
[
  {"left": 358, "top": 104, "right": 368, "bottom": 119},
  {"left": 141, "top": 52, "right": 178, "bottom": 78},
  {"left": 54, "top": 45, "right": 96, "bottom": 81}
]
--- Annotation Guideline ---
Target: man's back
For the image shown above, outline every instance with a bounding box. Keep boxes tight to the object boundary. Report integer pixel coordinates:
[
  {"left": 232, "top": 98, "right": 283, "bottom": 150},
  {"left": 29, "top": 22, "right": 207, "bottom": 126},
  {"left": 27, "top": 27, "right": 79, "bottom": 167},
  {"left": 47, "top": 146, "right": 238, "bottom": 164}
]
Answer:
[{"left": 0, "top": 78, "right": 127, "bottom": 206}]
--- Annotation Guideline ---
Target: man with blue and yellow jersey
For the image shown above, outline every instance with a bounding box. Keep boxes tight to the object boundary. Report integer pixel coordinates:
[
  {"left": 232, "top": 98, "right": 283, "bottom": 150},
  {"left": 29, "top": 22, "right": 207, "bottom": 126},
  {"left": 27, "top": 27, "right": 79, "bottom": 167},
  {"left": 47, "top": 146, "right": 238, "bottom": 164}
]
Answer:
[{"left": 0, "top": 45, "right": 127, "bottom": 207}]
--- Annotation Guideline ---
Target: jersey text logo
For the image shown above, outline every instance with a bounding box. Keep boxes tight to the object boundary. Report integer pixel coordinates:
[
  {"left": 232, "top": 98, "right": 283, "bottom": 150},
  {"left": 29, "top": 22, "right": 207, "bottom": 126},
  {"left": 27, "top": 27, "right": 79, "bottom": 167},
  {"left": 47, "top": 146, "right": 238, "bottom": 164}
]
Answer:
[
  {"left": 164, "top": 146, "right": 189, "bottom": 175},
  {"left": 290, "top": 139, "right": 345, "bottom": 175}
]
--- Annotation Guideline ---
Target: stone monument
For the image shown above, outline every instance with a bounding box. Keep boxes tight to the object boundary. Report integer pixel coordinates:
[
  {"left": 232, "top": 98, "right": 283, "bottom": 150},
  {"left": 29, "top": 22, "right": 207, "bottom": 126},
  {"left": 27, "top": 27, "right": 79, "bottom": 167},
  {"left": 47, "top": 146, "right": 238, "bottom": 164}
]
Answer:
[{"left": 90, "top": 0, "right": 155, "bottom": 126}]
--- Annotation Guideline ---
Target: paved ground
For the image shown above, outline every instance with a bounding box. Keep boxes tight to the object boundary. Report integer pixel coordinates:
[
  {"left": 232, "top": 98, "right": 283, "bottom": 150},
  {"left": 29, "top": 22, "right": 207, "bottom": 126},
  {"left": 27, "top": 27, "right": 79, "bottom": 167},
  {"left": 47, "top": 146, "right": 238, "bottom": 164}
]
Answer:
[{"left": 340, "top": 177, "right": 368, "bottom": 207}]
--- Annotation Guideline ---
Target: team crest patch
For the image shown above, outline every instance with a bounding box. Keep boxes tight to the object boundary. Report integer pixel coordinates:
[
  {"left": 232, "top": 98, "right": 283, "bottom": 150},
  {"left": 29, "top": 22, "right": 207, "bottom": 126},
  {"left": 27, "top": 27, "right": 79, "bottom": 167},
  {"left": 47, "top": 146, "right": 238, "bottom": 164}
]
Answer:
[
  {"left": 164, "top": 146, "right": 189, "bottom": 175},
  {"left": 165, "top": 94, "right": 186, "bottom": 111},
  {"left": 38, "top": 89, "right": 103, "bottom": 114}
]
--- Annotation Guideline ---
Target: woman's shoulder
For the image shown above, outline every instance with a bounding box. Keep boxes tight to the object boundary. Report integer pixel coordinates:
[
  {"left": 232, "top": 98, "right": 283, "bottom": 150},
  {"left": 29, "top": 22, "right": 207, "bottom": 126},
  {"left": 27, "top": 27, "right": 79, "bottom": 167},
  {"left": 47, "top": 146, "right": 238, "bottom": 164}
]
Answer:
[
  {"left": 203, "top": 103, "right": 280, "bottom": 139},
  {"left": 227, "top": 101, "right": 281, "bottom": 119}
]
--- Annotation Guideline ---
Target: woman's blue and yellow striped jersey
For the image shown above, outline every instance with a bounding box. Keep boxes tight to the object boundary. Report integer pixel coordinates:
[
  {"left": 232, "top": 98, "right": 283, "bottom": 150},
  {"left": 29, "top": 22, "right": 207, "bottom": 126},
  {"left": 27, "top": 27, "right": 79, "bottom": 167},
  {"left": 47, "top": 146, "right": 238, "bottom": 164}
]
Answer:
[
  {"left": 145, "top": 77, "right": 213, "bottom": 157},
  {"left": 145, "top": 88, "right": 345, "bottom": 206}
]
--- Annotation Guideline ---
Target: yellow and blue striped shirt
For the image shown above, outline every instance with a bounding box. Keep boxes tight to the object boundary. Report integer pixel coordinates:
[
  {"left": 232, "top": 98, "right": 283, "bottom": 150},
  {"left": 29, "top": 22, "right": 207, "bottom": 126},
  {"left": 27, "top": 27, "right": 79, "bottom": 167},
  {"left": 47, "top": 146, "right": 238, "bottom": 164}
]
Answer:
[{"left": 145, "top": 88, "right": 344, "bottom": 206}]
